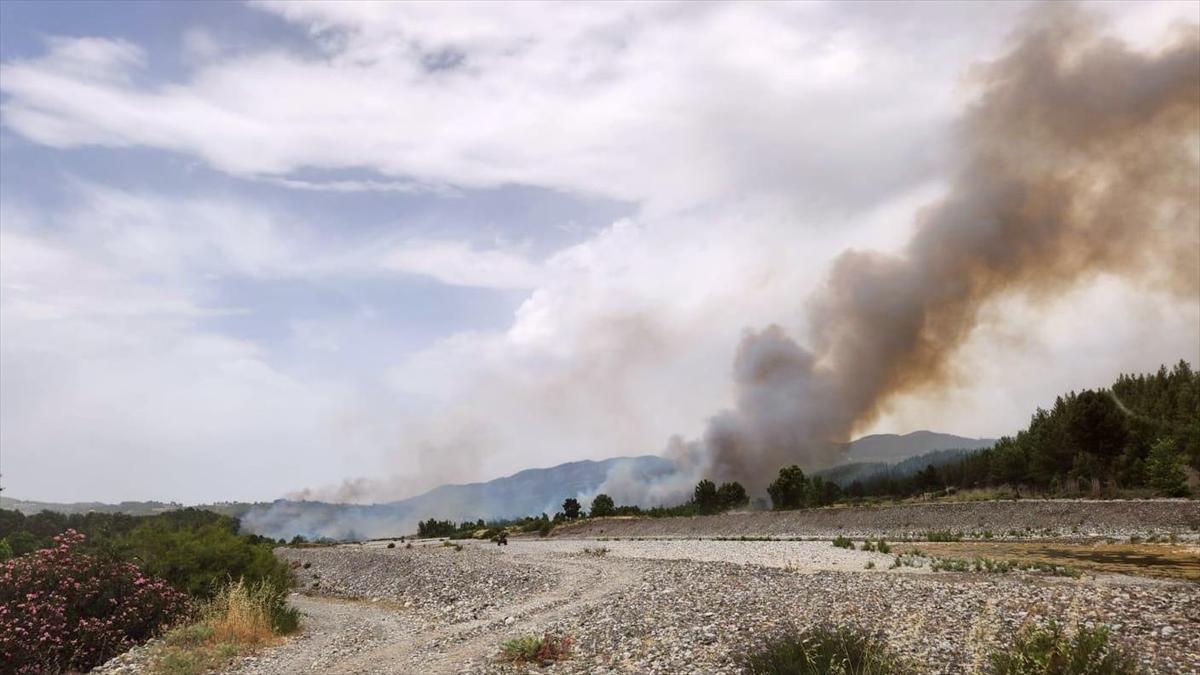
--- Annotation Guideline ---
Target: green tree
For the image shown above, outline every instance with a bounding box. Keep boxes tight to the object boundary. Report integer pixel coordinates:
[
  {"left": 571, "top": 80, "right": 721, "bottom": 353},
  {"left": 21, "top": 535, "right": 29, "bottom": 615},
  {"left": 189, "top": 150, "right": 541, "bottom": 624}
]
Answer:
[
  {"left": 562, "top": 498, "right": 582, "bottom": 519},
  {"left": 767, "top": 465, "right": 809, "bottom": 510},
  {"left": 0, "top": 537, "right": 11, "bottom": 562},
  {"left": 590, "top": 494, "right": 615, "bottom": 518},
  {"left": 1146, "top": 438, "right": 1189, "bottom": 497},
  {"left": 693, "top": 479, "right": 719, "bottom": 514},
  {"left": 716, "top": 482, "right": 748, "bottom": 510}
]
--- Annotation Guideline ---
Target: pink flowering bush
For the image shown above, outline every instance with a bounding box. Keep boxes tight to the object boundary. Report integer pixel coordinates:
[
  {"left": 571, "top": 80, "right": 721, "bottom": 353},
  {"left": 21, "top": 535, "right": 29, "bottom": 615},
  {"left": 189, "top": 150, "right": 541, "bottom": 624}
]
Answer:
[{"left": 0, "top": 530, "right": 189, "bottom": 674}]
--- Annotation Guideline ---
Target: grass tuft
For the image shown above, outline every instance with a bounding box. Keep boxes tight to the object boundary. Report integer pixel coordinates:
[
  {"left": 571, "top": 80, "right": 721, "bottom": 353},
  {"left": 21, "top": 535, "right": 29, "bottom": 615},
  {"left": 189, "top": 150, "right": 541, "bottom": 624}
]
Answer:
[
  {"left": 500, "top": 633, "right": 574, "bottom": 664},
  {"left": 148, "top": 579, "right": 299, "bottom": 675},
  {"left": 740, "top": 624, "right": 907, "bottom": 674},
  {"left": 987, "top": 621, "right": 1138, "bottom": 674}
]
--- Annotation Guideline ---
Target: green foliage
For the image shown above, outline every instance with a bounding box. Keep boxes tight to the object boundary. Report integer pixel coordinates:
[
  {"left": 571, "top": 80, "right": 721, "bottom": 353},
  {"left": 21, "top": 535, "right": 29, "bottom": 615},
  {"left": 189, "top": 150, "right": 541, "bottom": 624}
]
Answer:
[
  {"left": 740, "top": 624, "right": 906, "bottom": 674},
  {"left": 693, "top": 479, "right": 719, "bottom": 514},
  {"left": 717, "top": 481, "right": 750, "bottom": 510},
  {"left": 925, "top": 530, "right": 963, "bottom": 542},
  {"left": 499, "top": 633, "right": 573, "bottom": 664},
  {"left": 590, "top": 493, "right": 616, "bottom": 517},
  {"left": 987, "top": 621, "right": 1138, "bottom": 674},
  {"left": 832, "top": 536, "right": 853, "bottom": 549},
  {"left": 562, "top": 498, "right": 582, "bottom": 519},
  {"left": 841, "top": 362, "right": 1198, "bottom": 499},
  {"left": 416, "top": 519, "right": 459, "bottom": 538},
  {"left": 1145, "top": 438, "right": 1189, "bottom": 497},
  {"left": 0, "top": 537, "right": 11, "bottom": 562},
  {"left": 0, "top": 508, "right": 293, "bottom": 600},
  {"left": 769, "top": 465, "right": 809, "bottom": 510}
]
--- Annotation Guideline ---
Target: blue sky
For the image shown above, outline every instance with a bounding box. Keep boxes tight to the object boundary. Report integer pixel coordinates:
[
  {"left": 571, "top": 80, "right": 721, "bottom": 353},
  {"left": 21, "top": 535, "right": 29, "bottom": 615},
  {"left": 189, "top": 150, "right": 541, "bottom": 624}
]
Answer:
[{"left": 1, "top": 1, "right": 1196, "bottom": 504}]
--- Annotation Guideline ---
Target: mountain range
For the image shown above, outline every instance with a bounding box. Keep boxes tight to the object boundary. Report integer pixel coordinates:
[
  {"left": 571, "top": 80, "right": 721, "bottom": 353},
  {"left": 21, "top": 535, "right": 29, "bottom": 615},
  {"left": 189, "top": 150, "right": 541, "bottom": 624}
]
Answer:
[{"left": 2, "top": 430, "right": 993, "bottom": 540}]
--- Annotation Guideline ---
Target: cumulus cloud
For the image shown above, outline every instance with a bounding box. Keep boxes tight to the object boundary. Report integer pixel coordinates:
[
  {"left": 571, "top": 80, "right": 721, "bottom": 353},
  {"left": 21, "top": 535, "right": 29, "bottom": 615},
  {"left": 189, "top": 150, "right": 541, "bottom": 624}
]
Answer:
[{"left": 1, "top": 1, "right": 1196, "bottom": 509}]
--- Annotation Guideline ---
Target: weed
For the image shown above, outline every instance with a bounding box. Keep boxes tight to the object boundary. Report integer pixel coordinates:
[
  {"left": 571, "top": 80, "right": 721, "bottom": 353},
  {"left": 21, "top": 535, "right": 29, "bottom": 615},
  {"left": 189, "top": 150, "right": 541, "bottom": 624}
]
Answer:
[
  {"left": 860, "top": 540, "right": 877, "bottom": 552},
  {"left": 832, "top": 536, "right": 854, "bottom": 549},
  {"left": 740, "top": 624, "right": 907, "bottom": 674},
  {"left": 877, "top": 540, "right": 891, "bottom": 554},
  {"left": 582, "top": 547, "right": 610, "bottom": 557},
  {"left": 987, "top": 621, "right": 1138, "bottom": 674},
  {"left": 147, "top": 579, "right": 300, "bottom": 675},
  {"left": 499, "top": 633, "right": 574, "bottom": 664},
  {"left": 925, "top": 530, "right": 963, "bottom": 542}
]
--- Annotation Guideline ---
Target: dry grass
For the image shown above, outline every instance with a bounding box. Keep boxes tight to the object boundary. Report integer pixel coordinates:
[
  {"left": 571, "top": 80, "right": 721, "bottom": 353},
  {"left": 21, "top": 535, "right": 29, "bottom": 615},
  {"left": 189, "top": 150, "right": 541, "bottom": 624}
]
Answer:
[
  {"left": 911, "top": 541, "right": 1200, "bottom": 580},
  {"left": 149, "top": 580, "right": 299, "bottom": 675}
]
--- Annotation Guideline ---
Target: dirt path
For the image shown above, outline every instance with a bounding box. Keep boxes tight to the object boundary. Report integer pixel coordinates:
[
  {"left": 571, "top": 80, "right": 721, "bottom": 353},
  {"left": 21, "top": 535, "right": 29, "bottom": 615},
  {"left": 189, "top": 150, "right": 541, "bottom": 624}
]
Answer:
[{"left": 228, "top": 551, "right": 640, "bottom": 674}]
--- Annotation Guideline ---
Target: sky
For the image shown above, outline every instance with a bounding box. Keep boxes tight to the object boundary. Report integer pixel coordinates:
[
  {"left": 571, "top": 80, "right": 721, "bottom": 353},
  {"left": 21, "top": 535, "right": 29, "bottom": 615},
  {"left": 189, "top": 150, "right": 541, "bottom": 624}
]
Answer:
[{"left": 1, "top": 1, "right": 1197, "bottom": 504}]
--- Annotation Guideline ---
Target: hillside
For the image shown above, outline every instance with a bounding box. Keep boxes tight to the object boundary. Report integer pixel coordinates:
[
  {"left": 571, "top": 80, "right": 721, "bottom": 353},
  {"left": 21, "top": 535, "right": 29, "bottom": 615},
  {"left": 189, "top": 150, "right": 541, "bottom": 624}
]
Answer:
[
  {"left": 844, "top": 431, "right": 994, "bottom": 463},
  {"left": 4, "top": 431, "right": 994, "bottom": 540}
]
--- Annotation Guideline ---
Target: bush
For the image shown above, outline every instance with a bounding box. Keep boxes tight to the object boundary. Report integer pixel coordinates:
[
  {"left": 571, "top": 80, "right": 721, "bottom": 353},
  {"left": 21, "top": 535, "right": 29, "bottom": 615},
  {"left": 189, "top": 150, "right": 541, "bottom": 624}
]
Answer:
[
  {"left": 146, "top": 578, "right": 300, "bottom": 675},
  {"left": 987, "top": 621, "right": 1138, "bottom": 674},
  {"left": 740, "top": 624, "right": 906, "bottom": 674},
  {"left": 590, "top": 494, "right": 616, "bottom": 518},
  {"left": 500, "top": 633, "right": 573, "bottom": 664},
  {"left": 387, "top": 542, "right": 396, "bottom": 549},
  {"left": 1146, "top": 438, "right": 1189, "bottom": 497},
  {"left": 0, "top": 538, "right": 11, "bottom": 562},
  {"left": 832, "top": 536, "right": 853, "bottom": 549},
  {"left": 0, "top": 530, "right": 190, "bottom": 674}
]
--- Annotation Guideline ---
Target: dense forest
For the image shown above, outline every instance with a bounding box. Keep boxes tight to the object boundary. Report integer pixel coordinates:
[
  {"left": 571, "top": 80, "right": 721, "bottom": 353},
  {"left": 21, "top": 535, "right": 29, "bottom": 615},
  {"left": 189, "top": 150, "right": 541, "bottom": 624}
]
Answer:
[{"left": 838, "top": 361, "right": 1198, "bottom": 500}]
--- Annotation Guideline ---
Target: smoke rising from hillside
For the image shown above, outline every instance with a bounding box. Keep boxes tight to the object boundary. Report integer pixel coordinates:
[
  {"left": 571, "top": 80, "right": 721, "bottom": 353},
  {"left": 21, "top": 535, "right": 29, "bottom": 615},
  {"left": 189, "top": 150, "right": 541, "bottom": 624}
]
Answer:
[{"left": 662, "top": 6, "right": 1200, "bottom": 494}]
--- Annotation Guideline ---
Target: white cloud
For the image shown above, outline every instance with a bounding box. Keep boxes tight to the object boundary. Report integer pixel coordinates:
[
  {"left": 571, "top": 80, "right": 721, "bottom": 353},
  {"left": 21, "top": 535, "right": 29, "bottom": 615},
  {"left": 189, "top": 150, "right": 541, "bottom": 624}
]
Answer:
[
  {"left": 2, "top": 1, "right": 1196, "bottom": 505},
  {"left": 383, "top": 238, "right": 544, "bottom": 289},
  {"left": 0, "top": 2, "right": 1035, "bottom": 212}
]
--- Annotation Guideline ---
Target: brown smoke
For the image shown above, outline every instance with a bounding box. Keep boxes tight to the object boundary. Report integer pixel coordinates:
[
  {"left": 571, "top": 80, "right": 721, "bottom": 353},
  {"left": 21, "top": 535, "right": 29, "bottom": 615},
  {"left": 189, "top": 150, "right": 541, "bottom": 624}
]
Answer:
[{"left": 701, "top": 6, "right": 1200, "bottom": 491}]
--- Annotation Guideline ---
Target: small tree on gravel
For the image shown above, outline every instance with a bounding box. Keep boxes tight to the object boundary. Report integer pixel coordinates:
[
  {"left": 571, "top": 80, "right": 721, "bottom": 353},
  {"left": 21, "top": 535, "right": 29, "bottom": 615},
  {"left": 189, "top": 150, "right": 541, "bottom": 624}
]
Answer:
[
  {"left": 590, "top": 494, "right": 615, "bottom": 518},
  {"left": 716, "top": 482, "right": 749, "bottom": 510},
  {"left": 768, "top": 465, "right": 809, "bottom": 510},
  {"left": 562, "top": 498, "right": 582, "bottom": 519},
  {"left": 1146, "top": 438, "right": 1189, "bottom": 497},
  {"left": 693, "top": 480, "right": 719, "bottom": 514}
]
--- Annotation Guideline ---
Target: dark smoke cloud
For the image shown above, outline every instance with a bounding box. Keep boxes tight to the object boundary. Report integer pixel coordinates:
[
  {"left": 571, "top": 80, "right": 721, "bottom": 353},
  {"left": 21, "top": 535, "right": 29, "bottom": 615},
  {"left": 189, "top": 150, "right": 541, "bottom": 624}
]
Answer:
[{"left": 691, "top": 5, "right": 1200, "bottom": 492}]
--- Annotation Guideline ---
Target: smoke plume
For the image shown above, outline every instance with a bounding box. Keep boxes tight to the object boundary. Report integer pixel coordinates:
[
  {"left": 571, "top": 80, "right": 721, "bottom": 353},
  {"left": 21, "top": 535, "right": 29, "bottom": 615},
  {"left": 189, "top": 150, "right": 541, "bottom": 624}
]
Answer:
[{"left": 688, "top": 6, "right": 1200, "bottom": 492}]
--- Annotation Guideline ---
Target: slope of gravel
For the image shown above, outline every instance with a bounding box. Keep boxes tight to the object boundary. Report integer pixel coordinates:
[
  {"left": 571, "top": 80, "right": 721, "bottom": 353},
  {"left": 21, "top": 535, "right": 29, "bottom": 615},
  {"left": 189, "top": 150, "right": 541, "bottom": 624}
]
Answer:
[
  {"left": 550, "top": 499, "right": 1200, "bottom": 540},
  {"left": 503, "top": 539, "right": 910, "bottom": 572},
  {"left": 277, "top": 545, "right": 559, "bottom": 626},
  {"left": 477, "top": 558, "right": 1200, "bottom": 675}
]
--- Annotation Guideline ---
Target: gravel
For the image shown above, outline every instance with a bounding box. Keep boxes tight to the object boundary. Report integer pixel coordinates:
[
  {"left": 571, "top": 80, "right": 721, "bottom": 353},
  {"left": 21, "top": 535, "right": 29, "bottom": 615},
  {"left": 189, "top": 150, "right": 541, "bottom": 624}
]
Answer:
[
  {"left": 276, "top": 543, "right": 559, "bottom": 627},
  {"left": 551, "top": 499, "right": 1200, "bottom": 540},
  {"left": 92, "top": 503, "right": 1200, "bottom": 674}
]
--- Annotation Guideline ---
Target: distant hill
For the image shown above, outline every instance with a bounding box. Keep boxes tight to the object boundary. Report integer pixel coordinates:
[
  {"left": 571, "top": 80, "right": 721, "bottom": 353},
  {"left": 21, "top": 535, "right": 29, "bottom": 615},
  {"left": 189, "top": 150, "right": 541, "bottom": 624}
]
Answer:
[
  {"left": 3, "top": 430, "right": 993, "bottom": 540},
  {"left": 817, "top": 447, "right": 983, "bottom": 487},
  {"left": 844, "top": 431, "right": 994, "bottom": 464},
  {"left": 241, "top": 455, "right": 675, "bottom": 540}
]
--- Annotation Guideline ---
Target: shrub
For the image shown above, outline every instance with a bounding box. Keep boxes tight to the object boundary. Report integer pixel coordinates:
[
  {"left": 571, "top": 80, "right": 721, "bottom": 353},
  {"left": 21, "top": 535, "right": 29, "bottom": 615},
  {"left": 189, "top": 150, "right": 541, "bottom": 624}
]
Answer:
[
  {"left": 0, "top": 538, "right": 11, "bottom": 562},
  {"left": 740, "top": 624, "right": 906, "bottom": 674},
  {"left": 987, "top": 621, "right": 1138, "bottom": 674},
  {"left": 500, "top": 633, "right": 573, "bottom": 664},
  {"left": 876, "top": 540, "right": 891, "bottom": 554},
  {"left": 925, "top": 530, "right": 962, "bottom": 542},
  {"left": 590, "top": 494, "right": 616, "bottom": 518},
  {"left": 0, "top": 530, "right": 190, "bottom": 674},
  {"left": 146, "top": 579, "right": 300, "bottom": 675},
  {"left": 832, "top": 536, "right": 853, "bottom": 549},
  {"left": 717, "top": 481, "right": 750, "bottom": 510},
  {"left": 1146, "top": 438, "right": 1189, "bottom": 497},
  {"left": 387, "top": 542, "right": 396, "bottom": 549}
]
